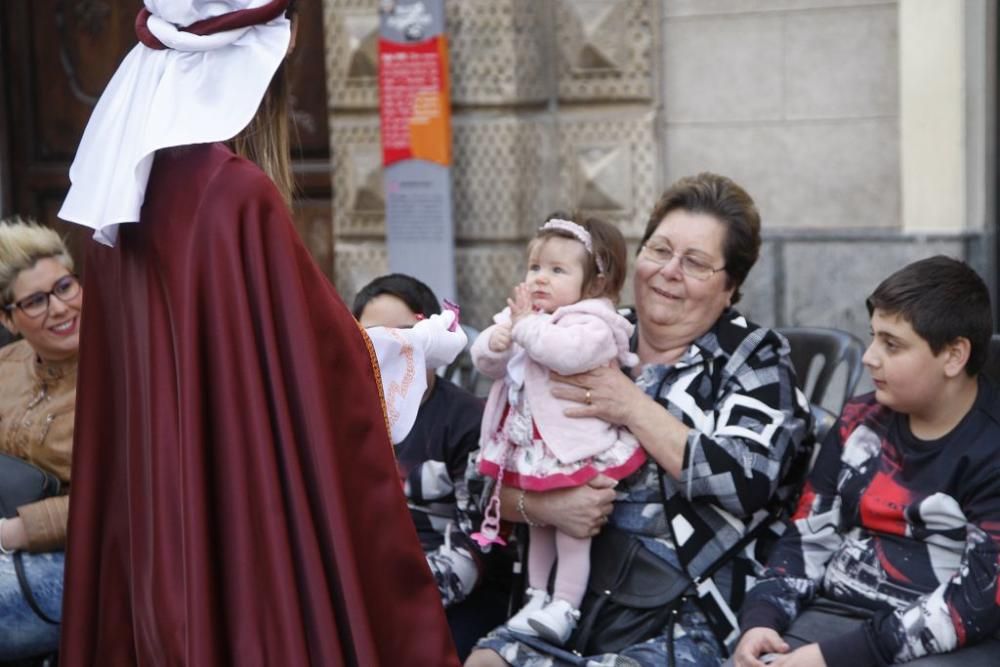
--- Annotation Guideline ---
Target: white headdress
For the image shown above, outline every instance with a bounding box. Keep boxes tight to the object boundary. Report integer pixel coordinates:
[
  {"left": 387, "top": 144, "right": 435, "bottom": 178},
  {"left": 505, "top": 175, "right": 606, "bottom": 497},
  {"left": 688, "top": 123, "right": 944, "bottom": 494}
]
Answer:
[{"left": 58, "top": 0, "right": 292, "bottom": 247}]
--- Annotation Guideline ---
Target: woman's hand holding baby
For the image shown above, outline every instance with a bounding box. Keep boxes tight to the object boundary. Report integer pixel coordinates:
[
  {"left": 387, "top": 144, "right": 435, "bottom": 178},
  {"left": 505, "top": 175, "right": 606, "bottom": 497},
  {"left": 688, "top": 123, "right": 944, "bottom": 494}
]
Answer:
[{"left": 551, "top": 365, "right": 644, "bottom": 427}]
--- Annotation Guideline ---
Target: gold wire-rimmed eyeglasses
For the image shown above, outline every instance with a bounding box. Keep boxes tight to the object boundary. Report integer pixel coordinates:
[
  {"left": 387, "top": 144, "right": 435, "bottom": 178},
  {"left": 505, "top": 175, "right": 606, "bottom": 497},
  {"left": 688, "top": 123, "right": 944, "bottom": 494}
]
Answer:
[{"left": 639, "top": 243, "right": 725, "bottom": 281}]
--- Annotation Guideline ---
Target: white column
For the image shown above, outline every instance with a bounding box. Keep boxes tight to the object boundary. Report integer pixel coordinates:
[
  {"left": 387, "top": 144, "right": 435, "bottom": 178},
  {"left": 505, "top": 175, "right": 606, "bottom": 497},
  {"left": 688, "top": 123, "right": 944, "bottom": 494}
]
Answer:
[{"left": 899, "top": 0, "right": 965, "bottom": 233}]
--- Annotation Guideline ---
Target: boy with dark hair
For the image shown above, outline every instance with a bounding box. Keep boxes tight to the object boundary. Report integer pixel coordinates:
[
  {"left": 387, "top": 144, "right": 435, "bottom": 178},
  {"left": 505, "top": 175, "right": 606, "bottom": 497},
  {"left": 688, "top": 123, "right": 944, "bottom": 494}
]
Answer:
[
  {"left": 734, "top": 256, "right": 1000, "bottom": 666},
  {"left": 353, "top": 274, "right": 510, "bottom": 661},
  {"left": 351, "top": 272, "right": 443, "bottom": 323}
]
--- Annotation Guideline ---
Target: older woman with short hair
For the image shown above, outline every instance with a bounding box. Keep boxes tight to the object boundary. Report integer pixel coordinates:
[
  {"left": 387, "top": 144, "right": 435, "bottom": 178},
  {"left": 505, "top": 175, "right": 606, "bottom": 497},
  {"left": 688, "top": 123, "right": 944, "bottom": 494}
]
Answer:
[
  {"left": 466, "top": 173, "right": 811, "bottom": 666},
  {"left": 0, "top": 217, "right": 81, "bottom": 659}
]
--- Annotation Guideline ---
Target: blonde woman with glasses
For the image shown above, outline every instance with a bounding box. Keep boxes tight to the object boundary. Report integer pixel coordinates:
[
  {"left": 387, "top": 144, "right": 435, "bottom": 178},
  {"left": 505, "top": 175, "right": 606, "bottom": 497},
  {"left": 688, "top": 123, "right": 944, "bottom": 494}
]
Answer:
[{"left": 0, "top": 217, "right": 80, "bottom": 660}]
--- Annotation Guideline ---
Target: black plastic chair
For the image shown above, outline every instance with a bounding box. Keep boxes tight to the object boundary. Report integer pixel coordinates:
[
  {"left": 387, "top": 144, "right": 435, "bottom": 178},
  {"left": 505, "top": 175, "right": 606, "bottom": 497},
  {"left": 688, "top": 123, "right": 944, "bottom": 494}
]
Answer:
[
  {"left": 807, "top": 403, "right": 838, "bottom": 454},
  {"left": 441, "top": 324, "right": 487, "bottom": 397},
  {"left": 983, "top": 334, "right": 1000, "bottom": 385},
  {"left": 776, "top": 326, "right": 866, "bottom": 416}
]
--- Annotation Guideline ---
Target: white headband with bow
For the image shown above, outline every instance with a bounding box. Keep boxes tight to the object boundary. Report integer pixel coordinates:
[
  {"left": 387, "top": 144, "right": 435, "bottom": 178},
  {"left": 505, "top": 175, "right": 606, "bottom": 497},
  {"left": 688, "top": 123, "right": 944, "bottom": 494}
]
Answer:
[{"left": 540, "top": 218, "right": 606, "bottom": 274}]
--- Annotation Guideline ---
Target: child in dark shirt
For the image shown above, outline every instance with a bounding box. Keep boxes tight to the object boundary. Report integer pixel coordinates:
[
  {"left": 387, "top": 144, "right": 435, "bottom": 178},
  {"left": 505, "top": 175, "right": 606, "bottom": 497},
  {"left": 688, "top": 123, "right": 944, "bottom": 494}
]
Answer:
[
  {"left": 734, "top": 256, "right": 1000, "bottom": 667},
  {"left": 353, "top": 273, "right": 507, "bottom": 661},
  {"left": 354, "top": 273, "right": 483, "bottom": 552}
]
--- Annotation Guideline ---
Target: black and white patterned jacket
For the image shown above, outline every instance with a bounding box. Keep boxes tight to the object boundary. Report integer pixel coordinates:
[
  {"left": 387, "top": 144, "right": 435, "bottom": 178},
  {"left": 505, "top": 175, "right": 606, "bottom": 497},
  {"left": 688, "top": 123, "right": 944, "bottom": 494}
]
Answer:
[
  {"left": 611, "top": 308, "right": 812, "bottom": 644},
  {"left": 742, "top": 378, "right": 1000, "bottom": 665},
  {"left": 431, "top": 308, "right": 812, "bottom": 628}
]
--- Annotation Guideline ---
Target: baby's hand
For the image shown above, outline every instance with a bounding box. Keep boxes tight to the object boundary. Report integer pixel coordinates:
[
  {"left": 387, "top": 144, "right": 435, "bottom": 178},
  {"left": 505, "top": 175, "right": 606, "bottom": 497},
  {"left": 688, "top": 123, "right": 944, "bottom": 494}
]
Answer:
[
  {"left": 507, "top": 283, "right": 534, "bottom": 325},
  {"left": 489, "top": 322, "right": 513, "bottom": 352}
]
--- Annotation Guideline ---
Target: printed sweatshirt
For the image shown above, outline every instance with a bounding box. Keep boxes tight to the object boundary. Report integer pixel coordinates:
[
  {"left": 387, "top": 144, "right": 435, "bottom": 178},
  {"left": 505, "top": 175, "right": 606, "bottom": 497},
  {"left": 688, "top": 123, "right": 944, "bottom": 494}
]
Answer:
[{"left": 740, "top": 377, "right": 1000, "bottom": 665}]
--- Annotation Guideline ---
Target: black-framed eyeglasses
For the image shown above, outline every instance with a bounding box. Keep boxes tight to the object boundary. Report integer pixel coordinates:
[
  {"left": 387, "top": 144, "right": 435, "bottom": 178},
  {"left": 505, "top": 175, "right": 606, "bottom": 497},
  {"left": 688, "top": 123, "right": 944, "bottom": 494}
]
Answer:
[
  {"left": 3, "top": 274, "right": 81, "bottom": 319},
  {"left": 639, "top": 242, "right": 725, "bottom": 281}
]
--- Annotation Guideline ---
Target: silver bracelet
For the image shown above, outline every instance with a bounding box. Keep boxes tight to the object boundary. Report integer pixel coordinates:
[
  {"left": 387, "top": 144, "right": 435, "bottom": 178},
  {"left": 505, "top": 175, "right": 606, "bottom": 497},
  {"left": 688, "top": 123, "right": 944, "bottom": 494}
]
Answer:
[
  {"left": 0, "top": 518, "right": 15, "bottom": 555},
  {"left": 516, "top": 490, "right": 545, "bottom": 528}
]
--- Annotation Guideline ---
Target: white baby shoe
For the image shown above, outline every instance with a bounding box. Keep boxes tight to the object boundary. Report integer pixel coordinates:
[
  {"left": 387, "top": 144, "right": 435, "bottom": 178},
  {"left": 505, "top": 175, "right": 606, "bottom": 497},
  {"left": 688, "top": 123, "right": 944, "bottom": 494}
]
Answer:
[
  {"left": 527, "top": 598, "right": 580, "bottom": 646},
  {"left": 506, "top": 587, "right": 550, "bottom": 636}
]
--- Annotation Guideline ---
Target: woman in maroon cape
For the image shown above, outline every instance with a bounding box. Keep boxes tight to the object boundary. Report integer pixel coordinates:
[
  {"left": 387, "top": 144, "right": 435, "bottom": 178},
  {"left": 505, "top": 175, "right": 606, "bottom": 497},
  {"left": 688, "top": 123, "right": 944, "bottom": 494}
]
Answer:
[{"left": 56, "top": 1, "right": 459, "bottom": 664}]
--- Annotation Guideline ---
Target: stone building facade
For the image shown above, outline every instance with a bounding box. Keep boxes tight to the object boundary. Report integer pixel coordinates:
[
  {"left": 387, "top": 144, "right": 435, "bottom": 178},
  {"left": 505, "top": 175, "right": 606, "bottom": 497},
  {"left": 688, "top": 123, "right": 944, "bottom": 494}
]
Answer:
[{"left": 324, "top": 0, "right": 996, "bottom": 347}]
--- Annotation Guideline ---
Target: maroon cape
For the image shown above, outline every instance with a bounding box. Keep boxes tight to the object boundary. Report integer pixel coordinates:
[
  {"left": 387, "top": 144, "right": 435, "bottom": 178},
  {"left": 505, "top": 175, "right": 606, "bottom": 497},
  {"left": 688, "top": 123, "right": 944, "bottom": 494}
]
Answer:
[{"left": 61, "top": 143, "right": 459, "bottom": 666}]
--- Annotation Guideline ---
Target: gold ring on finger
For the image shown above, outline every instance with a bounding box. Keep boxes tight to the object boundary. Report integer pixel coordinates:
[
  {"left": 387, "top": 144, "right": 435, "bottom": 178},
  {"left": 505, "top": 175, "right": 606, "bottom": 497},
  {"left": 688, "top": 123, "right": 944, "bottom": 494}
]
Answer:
[{"left": 585, "top": 390, "right": 592, "bottom": 404}]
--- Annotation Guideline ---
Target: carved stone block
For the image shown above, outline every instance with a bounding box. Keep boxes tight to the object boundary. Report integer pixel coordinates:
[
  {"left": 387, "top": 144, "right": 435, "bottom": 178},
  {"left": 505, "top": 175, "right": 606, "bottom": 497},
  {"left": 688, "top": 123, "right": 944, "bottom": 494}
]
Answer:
[
  {"left": 333, "top": 241, "right": 389, "bottom": 304},
  {"left": 554, "top": 0, "right": 655, "bottom": 101},
  {"left": 557, "top": 110, "right": 657, "bottom": 239},
  {"left": 445, "top": 0, "right": 548, "bottom": 106},
  {"left": 330, "top": 118, "right": 385, "bottom": 238},
  {"left": 452, "top": 114, "right": 552, "bottom": 241},
  {"left": 325, "top": 1, "right": 380, "bottom": 109},
  {"left": 455, "top": 245, "right": 526, "bottom": 329}
]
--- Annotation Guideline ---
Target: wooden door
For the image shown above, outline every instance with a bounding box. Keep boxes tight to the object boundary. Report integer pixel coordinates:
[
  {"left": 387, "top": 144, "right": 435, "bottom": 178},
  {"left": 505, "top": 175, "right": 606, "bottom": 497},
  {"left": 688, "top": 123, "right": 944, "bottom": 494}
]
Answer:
[
  {"left": 0, "top": 0, "right": 334, "bottom": 277},
  {"left": 286, "top": 1, "right": 335, "bottom": 278}
]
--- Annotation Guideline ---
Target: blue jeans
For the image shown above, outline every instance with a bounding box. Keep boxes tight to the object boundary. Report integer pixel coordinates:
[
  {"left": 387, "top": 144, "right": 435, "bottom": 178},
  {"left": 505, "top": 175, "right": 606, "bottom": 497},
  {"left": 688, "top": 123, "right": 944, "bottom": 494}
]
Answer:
[{"left": 0, "top": 551, "right": 63, "bottom": 660}]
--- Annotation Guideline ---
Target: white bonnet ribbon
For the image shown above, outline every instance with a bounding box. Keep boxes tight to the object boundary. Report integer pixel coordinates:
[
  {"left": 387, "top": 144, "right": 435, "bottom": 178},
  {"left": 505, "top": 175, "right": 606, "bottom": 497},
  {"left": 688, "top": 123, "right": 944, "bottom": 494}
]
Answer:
[
  {"left": 146, "top": 15, "right": 251, "bottom": 50},
  {"left": 540, "top": 218, "right": 606, "bottom": 274}
]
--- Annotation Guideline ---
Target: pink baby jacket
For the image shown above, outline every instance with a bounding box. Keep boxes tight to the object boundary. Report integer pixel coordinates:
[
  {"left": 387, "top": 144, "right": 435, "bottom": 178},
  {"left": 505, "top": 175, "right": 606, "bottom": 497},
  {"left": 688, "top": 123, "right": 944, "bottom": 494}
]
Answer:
[{"left": 471, "top": 298, "right": 638, "bottom": 464}]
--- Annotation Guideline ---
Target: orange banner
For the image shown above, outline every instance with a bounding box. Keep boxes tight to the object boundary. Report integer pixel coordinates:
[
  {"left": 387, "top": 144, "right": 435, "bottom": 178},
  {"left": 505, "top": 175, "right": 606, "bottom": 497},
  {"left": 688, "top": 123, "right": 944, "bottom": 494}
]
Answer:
[{"left": 378, "top": 36, "right": 452, "bottom": 167}]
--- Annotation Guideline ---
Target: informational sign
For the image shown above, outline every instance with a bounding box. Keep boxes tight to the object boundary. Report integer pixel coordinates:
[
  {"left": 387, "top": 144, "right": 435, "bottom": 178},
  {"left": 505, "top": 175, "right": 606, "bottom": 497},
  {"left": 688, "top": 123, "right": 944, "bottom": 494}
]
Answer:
[{"left": 378, "top": 0, "right": 455, "bottom": 302}]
